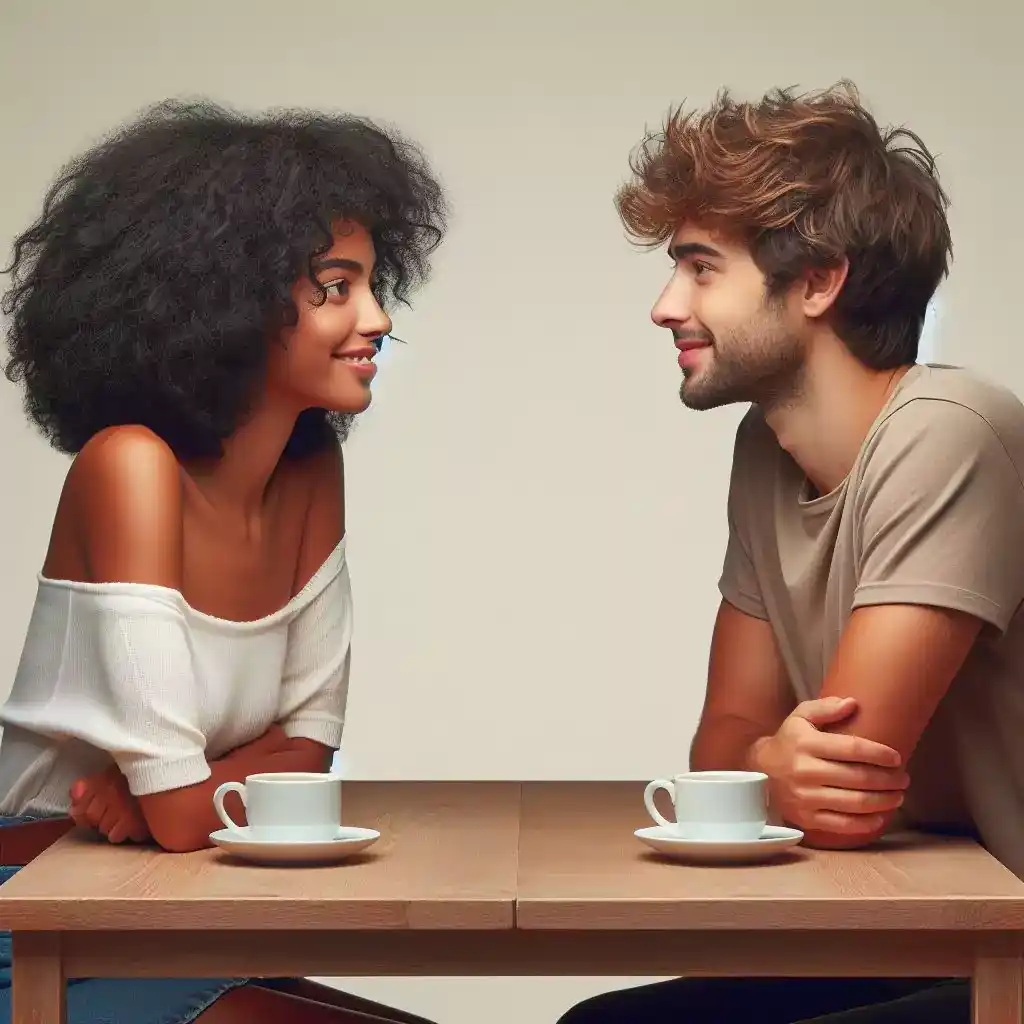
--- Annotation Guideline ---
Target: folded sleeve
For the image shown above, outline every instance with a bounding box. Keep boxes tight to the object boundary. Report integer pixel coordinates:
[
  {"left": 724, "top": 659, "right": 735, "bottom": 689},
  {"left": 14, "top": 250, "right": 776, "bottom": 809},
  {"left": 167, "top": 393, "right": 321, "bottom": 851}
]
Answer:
[
  {"left": 6, "top": 588, "right": 212, "bottom": 796},
  {"left": 852, "top": 400, "right": 1024, "bottom": 632},
  {"left": 276, "top": 552, "right": 353, "bottom": 748}
]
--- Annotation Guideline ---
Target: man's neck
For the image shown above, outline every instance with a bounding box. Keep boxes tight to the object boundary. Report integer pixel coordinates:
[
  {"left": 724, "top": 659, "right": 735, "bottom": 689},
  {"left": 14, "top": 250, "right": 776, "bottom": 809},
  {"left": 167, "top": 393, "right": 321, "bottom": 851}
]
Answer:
[{"left": 762, "top": 338, "right": 913, "bottom": 497}]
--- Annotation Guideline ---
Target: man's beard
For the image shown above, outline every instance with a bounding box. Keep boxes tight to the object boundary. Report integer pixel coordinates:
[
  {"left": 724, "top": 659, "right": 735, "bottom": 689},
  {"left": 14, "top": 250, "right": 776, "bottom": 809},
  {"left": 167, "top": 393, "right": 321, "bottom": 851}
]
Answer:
[{"left": 679, "top": 310, "right": 805, "bottom": 412}]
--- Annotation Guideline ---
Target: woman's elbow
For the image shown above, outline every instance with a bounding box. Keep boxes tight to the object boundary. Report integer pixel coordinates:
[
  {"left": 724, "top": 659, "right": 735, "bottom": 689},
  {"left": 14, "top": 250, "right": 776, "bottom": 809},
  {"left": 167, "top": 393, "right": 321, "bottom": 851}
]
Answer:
[
  {"left": 152, "top": 828, "right": 208, "bottom": 854},
  {"left": 138, "top": 794, "right": 210, "bottom": 853}
]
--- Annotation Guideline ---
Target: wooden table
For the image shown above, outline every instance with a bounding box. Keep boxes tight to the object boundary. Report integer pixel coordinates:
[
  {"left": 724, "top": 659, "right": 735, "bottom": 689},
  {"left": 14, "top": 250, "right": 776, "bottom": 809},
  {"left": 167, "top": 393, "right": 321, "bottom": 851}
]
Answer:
[{"left": 0, "top": 782, "right": 1022, "bottom": 1023}]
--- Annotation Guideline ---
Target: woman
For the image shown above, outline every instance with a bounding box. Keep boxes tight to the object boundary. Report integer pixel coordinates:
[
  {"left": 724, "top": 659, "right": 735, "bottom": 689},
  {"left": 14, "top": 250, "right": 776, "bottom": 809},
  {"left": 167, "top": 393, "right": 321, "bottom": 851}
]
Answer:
[{"left": 0, "top": 99, "right": 446, "bottom": 1024}]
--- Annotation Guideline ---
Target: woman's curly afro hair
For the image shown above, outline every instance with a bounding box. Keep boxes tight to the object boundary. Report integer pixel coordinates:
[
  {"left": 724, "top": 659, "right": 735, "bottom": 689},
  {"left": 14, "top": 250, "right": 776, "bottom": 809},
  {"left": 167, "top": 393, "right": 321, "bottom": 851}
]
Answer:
[{"left": 2, "top": 98, "right": 448, "bottom": 458}]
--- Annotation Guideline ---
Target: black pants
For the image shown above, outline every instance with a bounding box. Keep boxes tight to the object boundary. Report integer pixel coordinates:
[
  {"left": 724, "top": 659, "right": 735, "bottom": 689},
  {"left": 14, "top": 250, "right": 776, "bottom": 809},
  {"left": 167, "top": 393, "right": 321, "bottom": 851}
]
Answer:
[{"left": 556, "top": 977, "right": 970, "bottom": 1023}]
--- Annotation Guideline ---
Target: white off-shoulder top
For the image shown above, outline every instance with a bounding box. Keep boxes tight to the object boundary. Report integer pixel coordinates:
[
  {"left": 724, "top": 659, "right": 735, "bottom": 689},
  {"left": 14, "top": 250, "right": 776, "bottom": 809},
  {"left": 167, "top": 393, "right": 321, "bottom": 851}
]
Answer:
[{"left": 0, "top": 538, "right": 351, "bottom": 816}]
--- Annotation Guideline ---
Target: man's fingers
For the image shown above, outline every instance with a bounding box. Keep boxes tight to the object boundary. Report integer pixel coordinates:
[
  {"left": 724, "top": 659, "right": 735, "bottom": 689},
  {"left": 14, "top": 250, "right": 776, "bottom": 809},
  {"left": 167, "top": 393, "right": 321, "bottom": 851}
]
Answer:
[
  {"left": 802, "top": 809, "right": 890, "bottom": 835},
  {"left": 804, "top": 730, "right": 902, "bottom": 768},
  {"left": 800, "top": 786, "right": 905, "bottom": 816},
  {"left": 831, "top": 765, "right": 911, "bottom": 792},
  {"left": 792, "top": 697, "right": 858, "bottom": 727},
  {"left": 797, "top": 758, "right": 910, "bottom": 792}
]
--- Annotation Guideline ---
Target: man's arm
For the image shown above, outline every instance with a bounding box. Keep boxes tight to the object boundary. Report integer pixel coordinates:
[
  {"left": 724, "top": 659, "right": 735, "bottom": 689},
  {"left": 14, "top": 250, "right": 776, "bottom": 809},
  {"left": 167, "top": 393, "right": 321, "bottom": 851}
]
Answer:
[
  {"left": 799, "top": 398, "right": 1024, "bottom": 847},
  {"left": 689, "top": 599, "right": 795, "bottom": 772},
  {"left": 804, "top": 603, "right": 982, "bottom": 847}
]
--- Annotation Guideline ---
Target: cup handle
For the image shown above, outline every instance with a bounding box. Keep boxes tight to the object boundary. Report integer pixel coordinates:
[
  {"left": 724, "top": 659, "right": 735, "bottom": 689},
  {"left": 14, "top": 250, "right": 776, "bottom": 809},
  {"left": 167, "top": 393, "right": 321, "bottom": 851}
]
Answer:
[
  {"left": 644, "top": 778, "right": 676, "bottom": 828},
  {"left": 212, "top": 781, "right": 247, "bottom": 833}
]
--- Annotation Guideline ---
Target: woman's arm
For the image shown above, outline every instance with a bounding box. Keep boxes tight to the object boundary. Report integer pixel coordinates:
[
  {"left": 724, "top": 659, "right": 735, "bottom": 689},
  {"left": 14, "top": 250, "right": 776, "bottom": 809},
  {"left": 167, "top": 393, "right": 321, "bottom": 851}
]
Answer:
[
  {"left": 138, "top": 737, "right": 333, "bottom": 852},
  {"left": 71, "top": 726, "right": 327, "bottom": 847},
  {"left": 220, "top": 723, "right": 291, "bottom": 760},
  {"left": 68, "top": 428, "right": 345, "bottom": 852}
]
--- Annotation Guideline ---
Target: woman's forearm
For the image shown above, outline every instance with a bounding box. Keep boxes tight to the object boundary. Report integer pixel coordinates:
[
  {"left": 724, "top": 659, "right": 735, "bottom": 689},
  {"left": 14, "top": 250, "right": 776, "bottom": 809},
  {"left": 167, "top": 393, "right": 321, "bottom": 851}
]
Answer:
[
  {"left": 218, "top": 724, "right": 291, "bottom": 762},
  {"left": 138, "top": 737, "right": 332, "bottom": 852}
]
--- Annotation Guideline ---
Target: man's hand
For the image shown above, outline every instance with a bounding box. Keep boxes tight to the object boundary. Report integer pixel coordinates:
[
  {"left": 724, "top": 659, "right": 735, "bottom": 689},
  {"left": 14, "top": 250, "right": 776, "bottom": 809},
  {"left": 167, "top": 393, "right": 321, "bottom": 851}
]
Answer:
[
  {"left": 70, "top": 765, "right": 151, "bottom": 845},
  {"left": 752, "top": 696, "right": 909, "bottom": 837}
]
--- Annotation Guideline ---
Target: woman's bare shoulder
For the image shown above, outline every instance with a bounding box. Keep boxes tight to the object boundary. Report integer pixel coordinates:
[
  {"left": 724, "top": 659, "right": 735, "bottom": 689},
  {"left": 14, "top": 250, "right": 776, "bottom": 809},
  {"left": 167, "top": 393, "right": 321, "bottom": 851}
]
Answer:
[{"left": 49, "top": 426, "right": 185, "bottom": 586}]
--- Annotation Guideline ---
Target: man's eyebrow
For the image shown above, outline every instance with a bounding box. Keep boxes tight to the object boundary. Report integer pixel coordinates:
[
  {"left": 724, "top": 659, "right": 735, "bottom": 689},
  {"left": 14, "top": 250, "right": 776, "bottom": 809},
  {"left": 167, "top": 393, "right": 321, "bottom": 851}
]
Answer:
[
  {"left": 668, "top": 242, "right": 725, "bottom": 262},
  {"left": 312, "top": 257, "right": 364, "bottom": 274}
]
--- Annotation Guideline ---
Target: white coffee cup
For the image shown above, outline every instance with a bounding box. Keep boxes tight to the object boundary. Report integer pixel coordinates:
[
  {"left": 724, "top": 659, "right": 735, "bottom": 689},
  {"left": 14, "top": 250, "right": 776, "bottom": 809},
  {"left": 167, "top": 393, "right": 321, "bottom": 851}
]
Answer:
[
  {"left": 213, "top": 771, "right": 341, "bottom": 842},
  {"left": 644, "top": 770, "right": 767, "bottom": 841}
]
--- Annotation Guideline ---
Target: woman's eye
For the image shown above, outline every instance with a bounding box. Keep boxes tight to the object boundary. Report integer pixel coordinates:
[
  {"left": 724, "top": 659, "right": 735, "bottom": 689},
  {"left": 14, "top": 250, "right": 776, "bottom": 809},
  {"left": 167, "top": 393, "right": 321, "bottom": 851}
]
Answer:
[{"left": 326, "top": 280, "right": 350, "bottom": 299}]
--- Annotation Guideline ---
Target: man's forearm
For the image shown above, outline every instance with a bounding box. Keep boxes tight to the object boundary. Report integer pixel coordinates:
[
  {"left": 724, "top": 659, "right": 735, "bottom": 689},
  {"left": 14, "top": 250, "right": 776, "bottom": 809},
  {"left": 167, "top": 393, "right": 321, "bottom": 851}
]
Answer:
[
  {"left": 690, "top": 716, "right": 784, "bottom": 824},
  {"left": 139, "top": 739, "right": 332, "bottom": 852},
  {"left": 690, "top": 714, "right": 772, "bottom": 773}
]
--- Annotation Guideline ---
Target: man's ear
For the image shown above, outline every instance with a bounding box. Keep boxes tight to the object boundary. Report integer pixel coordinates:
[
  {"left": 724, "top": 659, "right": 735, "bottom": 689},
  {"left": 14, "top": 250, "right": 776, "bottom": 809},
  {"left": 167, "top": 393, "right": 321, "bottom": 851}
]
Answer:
[{"left": 799, "top": 258, "right": 849, "bottom": 320}]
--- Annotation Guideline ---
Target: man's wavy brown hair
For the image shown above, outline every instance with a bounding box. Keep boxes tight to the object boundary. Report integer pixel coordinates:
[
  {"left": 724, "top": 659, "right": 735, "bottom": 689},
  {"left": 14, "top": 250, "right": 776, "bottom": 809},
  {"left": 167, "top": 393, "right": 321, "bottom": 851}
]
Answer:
[{"left": 616, "top": 81, "right": 951, "bottom": 369}]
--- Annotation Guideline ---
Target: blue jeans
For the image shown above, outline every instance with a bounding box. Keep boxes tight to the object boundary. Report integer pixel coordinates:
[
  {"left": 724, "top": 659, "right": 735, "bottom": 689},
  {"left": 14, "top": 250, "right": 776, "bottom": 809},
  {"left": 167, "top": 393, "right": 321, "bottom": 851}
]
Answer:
[{"left": 0, "top": 816, "right": 249, "bottom": 1024}]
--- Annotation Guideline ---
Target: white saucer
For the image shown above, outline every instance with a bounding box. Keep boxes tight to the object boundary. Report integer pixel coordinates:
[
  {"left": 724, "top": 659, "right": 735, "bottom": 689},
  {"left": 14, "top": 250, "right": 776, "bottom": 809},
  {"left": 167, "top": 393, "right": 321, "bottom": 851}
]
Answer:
[
  {"left": 210, "top": 826, "right": 380, "bottom": 865},
  {"left": 635, "top": 824, "right": 804, "bottom": 863}
]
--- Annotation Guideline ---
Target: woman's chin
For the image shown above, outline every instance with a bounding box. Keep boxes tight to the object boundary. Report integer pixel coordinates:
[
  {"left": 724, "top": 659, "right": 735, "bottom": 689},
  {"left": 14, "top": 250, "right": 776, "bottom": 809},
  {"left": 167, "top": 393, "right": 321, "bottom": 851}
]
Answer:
[{"left": 322, "top": 387, "right": 373, "bottom": 415}]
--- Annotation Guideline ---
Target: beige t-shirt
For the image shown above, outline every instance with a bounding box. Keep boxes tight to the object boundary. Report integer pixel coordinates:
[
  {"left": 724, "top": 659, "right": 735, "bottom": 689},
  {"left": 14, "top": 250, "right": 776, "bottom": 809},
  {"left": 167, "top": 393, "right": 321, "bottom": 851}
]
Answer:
[{"left": 719, "top": 363, "right": 1024, "bottom": 880}]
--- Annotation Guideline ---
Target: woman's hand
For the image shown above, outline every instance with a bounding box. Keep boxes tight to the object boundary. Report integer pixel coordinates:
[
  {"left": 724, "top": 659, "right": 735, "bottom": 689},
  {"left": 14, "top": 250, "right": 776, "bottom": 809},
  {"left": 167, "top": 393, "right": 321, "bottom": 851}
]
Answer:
[{"left": 70, "top": 765, "right": 151, "bottom": 844}]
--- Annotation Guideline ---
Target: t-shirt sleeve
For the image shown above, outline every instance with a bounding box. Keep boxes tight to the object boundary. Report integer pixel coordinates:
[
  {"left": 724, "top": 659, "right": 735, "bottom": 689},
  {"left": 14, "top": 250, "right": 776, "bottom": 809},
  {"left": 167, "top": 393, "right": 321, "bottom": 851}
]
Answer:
[
  {"left": 6, "top": 588, "right": 212, "bottom": 796},
  {"left": 276, "top": 553, "right": 353, "bottom": 748},
  {"left": 718, "top": 411, "right": 769, "bottom": 620},
  {"left": 852, "top": 399, "right": 1024, "bottom": 631}
]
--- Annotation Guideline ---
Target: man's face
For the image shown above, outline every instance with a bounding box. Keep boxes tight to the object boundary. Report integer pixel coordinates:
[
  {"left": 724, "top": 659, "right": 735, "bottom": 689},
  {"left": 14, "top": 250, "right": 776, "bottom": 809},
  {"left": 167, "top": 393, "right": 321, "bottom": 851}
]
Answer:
[{"left": 651, "top": 224, "right": 806, "bottom": 410}]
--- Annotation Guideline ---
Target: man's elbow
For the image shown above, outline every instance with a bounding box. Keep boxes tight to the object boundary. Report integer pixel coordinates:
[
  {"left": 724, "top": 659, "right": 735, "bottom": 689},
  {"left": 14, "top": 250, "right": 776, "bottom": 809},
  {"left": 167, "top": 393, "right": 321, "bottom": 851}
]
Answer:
[{"left": 801, "top": 820, "right": 891, "bottom": 851}]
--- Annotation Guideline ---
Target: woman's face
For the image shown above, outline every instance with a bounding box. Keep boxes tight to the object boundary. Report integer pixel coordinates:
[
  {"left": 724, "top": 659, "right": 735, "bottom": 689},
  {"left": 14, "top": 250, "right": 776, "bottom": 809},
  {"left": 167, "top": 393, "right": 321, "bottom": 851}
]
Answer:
[{"left": 267, "top": 220, "right": 392, "bottom": 415}]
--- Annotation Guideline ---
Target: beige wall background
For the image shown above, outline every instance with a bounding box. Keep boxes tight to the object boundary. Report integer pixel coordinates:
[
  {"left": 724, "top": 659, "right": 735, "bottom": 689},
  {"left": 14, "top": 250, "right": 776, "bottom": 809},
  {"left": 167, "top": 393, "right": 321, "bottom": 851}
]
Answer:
[{"left": 1, "top": 1, "right": 1021, "bottom": 1020}]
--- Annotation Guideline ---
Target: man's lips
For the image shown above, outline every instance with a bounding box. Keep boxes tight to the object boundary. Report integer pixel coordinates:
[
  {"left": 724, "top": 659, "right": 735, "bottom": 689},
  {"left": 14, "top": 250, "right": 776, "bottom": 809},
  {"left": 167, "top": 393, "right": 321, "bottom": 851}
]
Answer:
[{"left": 675, "top": 338, "right": 711, "bottom": 370}]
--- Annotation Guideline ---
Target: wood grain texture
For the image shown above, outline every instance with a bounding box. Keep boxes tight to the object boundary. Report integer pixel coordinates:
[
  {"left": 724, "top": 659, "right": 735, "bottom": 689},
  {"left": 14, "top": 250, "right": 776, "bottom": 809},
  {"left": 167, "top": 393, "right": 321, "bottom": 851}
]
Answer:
[
  {"left": 0, "top": 783, "right": 521, "bottom": 931},
  {"left": 973, "top": 939, "right": 1024, "bottom": 1024},
  {"left": 515, "top": 783, "right": 1024, "bottom": 930},
  {"left": 56, "top": 928, "right": 989, "bottom": 979},
  {"left": 11, "top": 932, "right": 64, "bottom": 1024},
  {"left": 3, "top": 779, "right": 1023, "bottom": 1022}
]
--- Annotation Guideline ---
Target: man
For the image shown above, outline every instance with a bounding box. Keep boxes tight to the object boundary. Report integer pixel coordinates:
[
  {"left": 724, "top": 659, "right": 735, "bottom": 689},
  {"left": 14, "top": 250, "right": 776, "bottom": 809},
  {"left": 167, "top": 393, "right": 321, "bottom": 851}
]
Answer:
[{"left": 560, "top": 82, "right": 1024, "bottom": 1023}]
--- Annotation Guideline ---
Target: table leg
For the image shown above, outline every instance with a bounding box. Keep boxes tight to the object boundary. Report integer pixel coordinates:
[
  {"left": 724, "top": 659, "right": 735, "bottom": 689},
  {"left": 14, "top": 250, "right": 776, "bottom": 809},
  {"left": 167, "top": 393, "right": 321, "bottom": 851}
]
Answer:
[
  {"left": 973, "top": 952, "right": 1023, "bottom": 1024},
  {"left": 12, "top": 932, "right": 65, "bottom": 1024}
]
